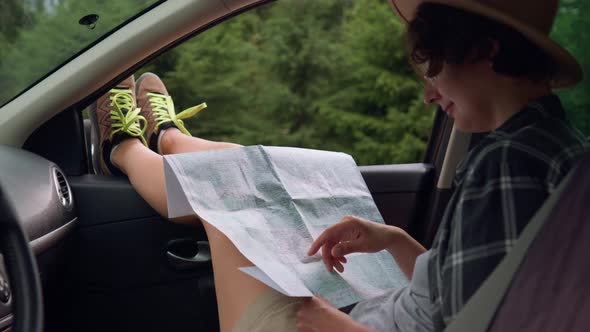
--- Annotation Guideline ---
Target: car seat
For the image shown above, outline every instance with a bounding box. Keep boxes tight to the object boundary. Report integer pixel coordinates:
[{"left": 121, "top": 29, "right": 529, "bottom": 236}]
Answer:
[{"left": 446, "top": 152, "right": 590, "bottom": 331}]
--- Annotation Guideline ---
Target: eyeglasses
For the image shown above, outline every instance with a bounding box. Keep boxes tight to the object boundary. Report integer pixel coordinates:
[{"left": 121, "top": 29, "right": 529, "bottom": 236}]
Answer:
[
  {"left": 414, "top": 61, "right": 441, "bottom": 85},
  {"left": 423, "top": 74, "right": 439, "bottom": 84}
]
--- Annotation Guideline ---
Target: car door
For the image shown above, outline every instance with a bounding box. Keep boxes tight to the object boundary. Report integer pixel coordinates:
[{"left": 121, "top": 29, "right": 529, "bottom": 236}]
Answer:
[
  {"left": 24, "top": 110, "right": 452, "bottom": 332},
  {"left": 2, "top": 1, "right": 461, "bottom": 331}
]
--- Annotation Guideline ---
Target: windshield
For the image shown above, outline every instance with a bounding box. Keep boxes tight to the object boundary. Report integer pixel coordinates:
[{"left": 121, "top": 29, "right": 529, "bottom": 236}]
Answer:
[{"left": 0, "top": 0, "right": 163, "bottom": 107}]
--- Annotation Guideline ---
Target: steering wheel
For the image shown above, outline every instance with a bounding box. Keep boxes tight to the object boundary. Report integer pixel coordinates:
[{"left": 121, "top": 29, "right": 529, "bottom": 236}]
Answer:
[{"left": 0, "top": 191, "right": 43, "bottom": 332}]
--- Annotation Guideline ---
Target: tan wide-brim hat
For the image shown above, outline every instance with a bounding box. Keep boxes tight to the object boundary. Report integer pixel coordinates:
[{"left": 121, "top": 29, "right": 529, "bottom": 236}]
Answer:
[{"left": 388, "top": 0, "right": 582, "bottom": 88}]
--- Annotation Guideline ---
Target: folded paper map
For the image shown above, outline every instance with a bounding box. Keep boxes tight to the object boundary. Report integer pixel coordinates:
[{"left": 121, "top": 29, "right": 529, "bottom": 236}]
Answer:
[{"left": 164, "top": 145, "right": 407, "bottom": 308}]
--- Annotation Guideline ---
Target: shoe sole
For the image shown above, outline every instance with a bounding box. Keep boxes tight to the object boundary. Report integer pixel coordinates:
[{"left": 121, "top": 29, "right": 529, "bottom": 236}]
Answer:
[
  {"left": 135, "top": 72, "right": 163, "bottom": 95},
  {"left": 88, "top": 101, "right": 113, "bottom": 176}
]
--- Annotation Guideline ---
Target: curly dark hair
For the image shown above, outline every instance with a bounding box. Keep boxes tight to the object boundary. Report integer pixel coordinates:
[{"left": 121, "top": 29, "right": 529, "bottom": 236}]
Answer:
[{"left": 407, "top": 3, "right": 558, "bottom": 82}]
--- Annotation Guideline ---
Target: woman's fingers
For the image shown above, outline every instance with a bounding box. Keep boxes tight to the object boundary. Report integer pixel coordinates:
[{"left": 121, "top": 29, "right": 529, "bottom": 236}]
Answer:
[
  {"left": 308, "top": 216, "right": 359, "bottom": 256},
  {"left": 321, "top": 242, "right": 336, "bottom": 272},
  {"left": 297, "top": 298, "right": 314, "bottom": 332},
  {"left": 307, "top": 238, "right": 323, "bottom": 256},
  {"left": 307, "top": 216, "right": 363, "bottom": 272},
  {"left": 326, "top": 252, "right": 347, "bottom": 273},
  {"left": 331, "top": 239, "right": 364, "bottom": 257},
  {"left": 308, "top": 222, "right": 346, "bottom": 255},
  {"left": 308, "top": 229, "right": 333, "bottom": 256},
  {"left": 320, "top": 242, "right": 349, "bottom": 273}
]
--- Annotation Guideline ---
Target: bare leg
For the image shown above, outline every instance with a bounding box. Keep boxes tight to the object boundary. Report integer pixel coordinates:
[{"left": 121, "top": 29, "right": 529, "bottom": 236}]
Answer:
[
  {"left": 112, "top": 136, "right": 271, "bottom": 332},
  {"left": 111, "top": 138, "right": 170, "bottom": 218},
  {"left": 160, "top": 128, "right": 242, "bottom": 155},
  {"left": 111, "top": 130, "right": 240, "bottom": 218},
  {"left": 202, "top": 222, "right": 270, "bottom": 332}
]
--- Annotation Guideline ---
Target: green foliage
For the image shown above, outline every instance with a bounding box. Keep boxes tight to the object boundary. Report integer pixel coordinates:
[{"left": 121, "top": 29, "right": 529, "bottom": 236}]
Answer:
[
  {"left": 145, "top": 0, "right": 434, "bottom": 165},
  {"left": 0, "top": 0, "right": 34, "bottom": 41},
  {"left": 552, "top": 0, "right": 590, "bottom": 137},
  {"left": 311, "top": 0, "right": 434, "bottom": 164},
  {"left": 1, "top": 0, "right": 587, "bottom": 165},
  {"left": 0, "top": 0, "right": 155, "bottom": 104}
]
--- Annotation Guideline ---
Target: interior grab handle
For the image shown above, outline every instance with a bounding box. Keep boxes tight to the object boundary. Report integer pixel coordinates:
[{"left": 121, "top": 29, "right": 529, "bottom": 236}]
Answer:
[{"left": 166, "top": 239, "right": 211, "bottom": 270}]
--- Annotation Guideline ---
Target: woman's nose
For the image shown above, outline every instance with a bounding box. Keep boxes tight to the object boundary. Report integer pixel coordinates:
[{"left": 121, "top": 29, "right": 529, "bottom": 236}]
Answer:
[{"left": 423, "top": 81, "right": 441, "bottom": 104}]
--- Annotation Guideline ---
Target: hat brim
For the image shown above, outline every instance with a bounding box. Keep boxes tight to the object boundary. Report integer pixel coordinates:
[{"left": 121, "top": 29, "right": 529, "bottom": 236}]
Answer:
[{"left": 388, "top": 0, "right": 582, "bottom": 88}]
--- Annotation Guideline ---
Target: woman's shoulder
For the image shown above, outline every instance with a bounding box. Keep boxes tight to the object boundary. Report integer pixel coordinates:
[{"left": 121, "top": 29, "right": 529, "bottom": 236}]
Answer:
[
  {"left": 477, "top": 94, "right": 587, "bottom": 158},
  {"left": 462, "top": 120, "right": 589, "bottom": 185},
  {"left": 509, "top": 117, "right": 588, "bottom": 156}
]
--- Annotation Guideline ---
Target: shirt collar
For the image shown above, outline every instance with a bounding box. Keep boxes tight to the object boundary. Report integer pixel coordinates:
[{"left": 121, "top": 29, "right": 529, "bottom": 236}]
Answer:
[
  {"left": 494, "top": 94, "right": 566, "bottom": 134},
  {"left": 453, "top": 94, "right": 566, "bottom": 187}
]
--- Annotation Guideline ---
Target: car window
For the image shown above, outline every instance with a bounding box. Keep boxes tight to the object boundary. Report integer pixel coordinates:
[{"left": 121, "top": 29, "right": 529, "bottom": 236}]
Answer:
[
  {"left": 0, "top": 0, "right": 163, "bottom": 107},
  {"left": 552, "top": 0, "right": 590, "bottom": 137},
  {"left": 134, "top": 0, "right": 436, "bottom": 166}
]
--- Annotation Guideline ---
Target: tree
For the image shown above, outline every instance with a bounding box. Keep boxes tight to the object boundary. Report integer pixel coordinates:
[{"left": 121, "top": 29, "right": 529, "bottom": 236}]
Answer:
[
  {"left": 310, "top": 0, "right": 435, "bottom": 164},
  {"left": 0, "top": 0, "right": 155, "bottom": 104},
  {"left": 168, "top": 0, "right": 434, "bottom": 165},
  {"left": 1, "top": 0, "right": 436, "bottom": 165},
  {"left": 552, "top": 0, "right": 590, "bottom": 136}
]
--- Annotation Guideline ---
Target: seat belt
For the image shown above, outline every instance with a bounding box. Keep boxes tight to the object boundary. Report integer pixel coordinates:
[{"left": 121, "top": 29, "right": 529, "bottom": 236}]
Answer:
[{"left": 444, "top": 170, "right": 575, "bottom": 332}]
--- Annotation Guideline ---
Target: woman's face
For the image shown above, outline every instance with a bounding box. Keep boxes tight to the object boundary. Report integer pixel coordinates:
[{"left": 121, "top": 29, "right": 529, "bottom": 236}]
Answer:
[{"left": 422, "top": 60, "right": 497, "bottom": 133}]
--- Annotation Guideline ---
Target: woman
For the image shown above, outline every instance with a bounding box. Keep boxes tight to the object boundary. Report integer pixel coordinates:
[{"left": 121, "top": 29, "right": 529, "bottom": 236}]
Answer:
[{"left": 90, "top": 0, "right": 588, "bottom": 331}]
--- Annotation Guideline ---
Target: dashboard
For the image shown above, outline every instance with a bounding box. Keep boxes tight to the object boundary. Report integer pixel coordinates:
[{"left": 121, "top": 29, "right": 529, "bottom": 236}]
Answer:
[{"left": 0, "top": 145, "right": 78, "bottom": 331}]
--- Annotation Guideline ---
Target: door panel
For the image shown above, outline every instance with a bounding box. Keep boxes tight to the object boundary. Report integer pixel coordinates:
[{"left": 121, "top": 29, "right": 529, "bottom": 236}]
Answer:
[
  {"left": 58, "top": 177, "right": 217, "bottom": 332},
  {"left": 25, "top": 108, "right": 441, "bottom": 332},
  {"left": 60, "top": 163, "right": 434, "bottom": 331},
  {"left": 70, "top": 176, "right": 159, "bottom": 225},
  {"left": 360, "top": 164, "right": 435, "bottom": 232}
]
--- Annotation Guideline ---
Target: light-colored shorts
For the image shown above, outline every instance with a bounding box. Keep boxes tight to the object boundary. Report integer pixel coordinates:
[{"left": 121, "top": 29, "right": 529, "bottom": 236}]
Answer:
[{"left": 232, "top": 288, "right": 304, "bottom": 332}]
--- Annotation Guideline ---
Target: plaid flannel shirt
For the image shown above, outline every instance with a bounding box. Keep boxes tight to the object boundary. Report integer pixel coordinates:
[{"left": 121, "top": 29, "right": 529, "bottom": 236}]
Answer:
[{"left": 428, "top": 94, "right": 590, "bottom": 330}]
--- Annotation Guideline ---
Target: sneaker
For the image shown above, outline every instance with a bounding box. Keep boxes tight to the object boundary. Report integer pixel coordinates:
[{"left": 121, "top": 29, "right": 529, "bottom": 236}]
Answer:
[
  {"left": 136, "top": 72, "right": 207, "bottom": 153},
  {"left": 89, "top": 75, "right": 147, "bottom": 175}
]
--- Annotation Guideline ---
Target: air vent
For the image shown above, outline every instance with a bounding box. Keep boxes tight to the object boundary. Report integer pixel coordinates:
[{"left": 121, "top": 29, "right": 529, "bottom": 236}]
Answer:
[{"left": 53, "top": 168, "right": 73, "bottom": 210}]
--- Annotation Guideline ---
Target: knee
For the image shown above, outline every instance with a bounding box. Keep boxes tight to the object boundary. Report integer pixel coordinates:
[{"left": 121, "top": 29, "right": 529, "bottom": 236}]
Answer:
[{"left": 169, "top": 215, "right": 203, "bottom": 226}]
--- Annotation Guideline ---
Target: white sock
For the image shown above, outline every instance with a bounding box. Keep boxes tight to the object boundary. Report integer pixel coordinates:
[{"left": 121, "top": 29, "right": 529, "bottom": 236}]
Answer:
[
  {"left": 157, "top": 129, "right": 168, "bottom": 154},
  {"left": 110, "top": 144, "right": 120, "bottom": 169}
]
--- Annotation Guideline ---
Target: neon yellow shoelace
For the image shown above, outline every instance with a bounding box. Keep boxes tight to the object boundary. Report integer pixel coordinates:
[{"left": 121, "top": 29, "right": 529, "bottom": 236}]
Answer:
[
  {"left": 109, "top": 88, "right": 147, "bottom": 146},
  {"left": 147, "top": 92, "right": 207, "bottom": 136}
]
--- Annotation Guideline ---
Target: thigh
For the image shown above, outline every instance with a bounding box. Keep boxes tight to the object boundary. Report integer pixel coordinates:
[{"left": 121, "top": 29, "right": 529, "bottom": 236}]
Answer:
[
  {"left": 233, "top": 288, "right": 303, "bottom": 332},
  {"left": 203, "top": 221, "right": 271, "bottom": 332}
]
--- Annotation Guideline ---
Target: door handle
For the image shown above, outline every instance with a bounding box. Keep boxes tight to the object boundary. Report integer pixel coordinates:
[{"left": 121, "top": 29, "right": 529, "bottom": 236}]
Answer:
[{"left": 166, "top": 239, "right": 211, "bottom": 270}]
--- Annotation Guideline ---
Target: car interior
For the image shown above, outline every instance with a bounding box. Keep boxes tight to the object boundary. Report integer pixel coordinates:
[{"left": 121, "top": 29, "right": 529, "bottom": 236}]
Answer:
[{"left": 0, "top": 1, "right": 587, "bottom": 332}]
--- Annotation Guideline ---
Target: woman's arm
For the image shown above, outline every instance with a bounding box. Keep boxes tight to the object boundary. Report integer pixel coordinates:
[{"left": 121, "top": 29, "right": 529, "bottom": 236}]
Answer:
[
  {"left": 308, "top": 215, "right": 426, "bottom": 280},
  {"left": 385, "top": 228, "right": 427, "bottom": 279}
]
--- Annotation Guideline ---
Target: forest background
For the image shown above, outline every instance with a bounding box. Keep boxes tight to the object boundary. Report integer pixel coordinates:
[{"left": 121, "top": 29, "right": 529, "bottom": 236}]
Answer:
[{"left": 1, "top": 0, "right": 588, "bottom": 165}]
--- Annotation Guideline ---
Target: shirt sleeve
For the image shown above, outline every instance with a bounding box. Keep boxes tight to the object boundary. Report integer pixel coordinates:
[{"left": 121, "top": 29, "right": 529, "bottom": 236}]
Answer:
[
  {"left": 350, "top": 252, "right": 435, "bottom": 332},
  {"left": 439, "top": 148, "right": 550, "bottom": 324}
]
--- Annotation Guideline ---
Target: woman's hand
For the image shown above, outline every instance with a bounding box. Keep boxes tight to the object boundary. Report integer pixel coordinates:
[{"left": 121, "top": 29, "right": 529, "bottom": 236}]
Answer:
[
  {"left": 307, "top": 215, "right": 399, "bottom": 273},
  {"left": 297, "top": 296, "right": 372, "bottom": 332}
]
